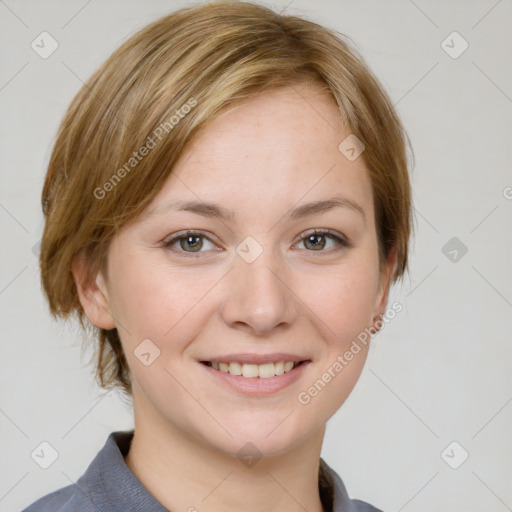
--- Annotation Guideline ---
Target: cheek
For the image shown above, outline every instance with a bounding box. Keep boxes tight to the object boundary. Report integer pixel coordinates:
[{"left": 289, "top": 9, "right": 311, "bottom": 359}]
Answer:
[
  {"left": 288, "top": 253, "right": 377, "bottom": 416},
  {"left": 108, "top": 251, "right": 221, "bottom": 346},
  {"left": 293, "top": 262, "right": 376, "bottom": 422},
  {"left": 330, "top": 271, "right": 375, "bottom": 338},
  {"left": 107, "top": 255, "right": 218, "bottom": 398},
  {"left": 294, "top": 256, "right": 378, "bottom": 347}
]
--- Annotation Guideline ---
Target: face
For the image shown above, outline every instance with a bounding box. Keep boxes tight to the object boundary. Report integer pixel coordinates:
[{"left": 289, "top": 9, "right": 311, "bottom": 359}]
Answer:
[{"left": 76, "top": 84, "right": 394, "bottom": 458}]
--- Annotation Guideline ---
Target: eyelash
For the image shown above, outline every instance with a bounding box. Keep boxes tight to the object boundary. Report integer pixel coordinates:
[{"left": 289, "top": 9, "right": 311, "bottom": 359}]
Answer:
[{"left": 162, "top": 229, "right": 352, "bottom": 259}]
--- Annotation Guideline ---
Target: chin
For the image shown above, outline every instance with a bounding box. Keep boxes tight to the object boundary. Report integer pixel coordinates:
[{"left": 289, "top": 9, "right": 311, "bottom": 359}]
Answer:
[{"left": 216, "top": 416, "right": 316, "bottom": 459}]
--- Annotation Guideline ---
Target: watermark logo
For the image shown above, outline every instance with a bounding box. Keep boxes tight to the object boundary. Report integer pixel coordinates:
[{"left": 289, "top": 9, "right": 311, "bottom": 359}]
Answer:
[
  {"left": 441, "top": 441, "right": 469, "bottom": 469},
  {"left": 32, "top": 239, "right": 41, "bottom": 257},
  {"left": 236, "top": 236, "right": 264, "bottom": 264},
  {"left": 338, "top": 134, "right": 365, "bottom": 161},
  {"left": 134, "top": 338, "right": 161, "bottom": 366},
  {"left": 31, "top": 31, "right": 59, "bottom": 59},
  {"left": 442, "top": 236, "right": 468, "bottom": 263},
  {"left": 237, "top": 442, "right": 263, "bottom": 468},
  {"left": 441, "top": 31, "right": 469, "bottom": 59},
  {"left": 31, "top": 441, "right": 59, "bottom": 469}
]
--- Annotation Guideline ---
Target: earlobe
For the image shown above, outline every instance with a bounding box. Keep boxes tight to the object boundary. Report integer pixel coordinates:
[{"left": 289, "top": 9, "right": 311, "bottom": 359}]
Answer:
[
  {"left": 71, "top": 253, "right": 116, "bottom": 330},
  {"left": 370, "top": 251, "right": 396, "bottom": 335},
  {"left": 375, "top": 246, "right": 397, "bottom": 317}
]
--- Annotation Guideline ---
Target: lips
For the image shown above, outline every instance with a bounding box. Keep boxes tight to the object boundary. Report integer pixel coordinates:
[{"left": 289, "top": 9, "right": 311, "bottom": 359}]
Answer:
[{"left": 200, "top": 357, "right": 310, "bottom": 395}]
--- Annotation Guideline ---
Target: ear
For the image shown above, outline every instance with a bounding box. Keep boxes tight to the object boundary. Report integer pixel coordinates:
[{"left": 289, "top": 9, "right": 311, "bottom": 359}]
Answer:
[
  {"left": 71, "top": 252, "right": 116, "bottom": 330},
  {"left": 373, "top": 246, "right": 397, "bottom": 318}
]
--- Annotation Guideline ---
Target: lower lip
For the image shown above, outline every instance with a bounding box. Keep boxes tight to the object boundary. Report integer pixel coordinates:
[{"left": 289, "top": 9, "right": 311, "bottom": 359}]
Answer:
[{"left": 200, "top": 362, "right": 311, "bottom": 396}]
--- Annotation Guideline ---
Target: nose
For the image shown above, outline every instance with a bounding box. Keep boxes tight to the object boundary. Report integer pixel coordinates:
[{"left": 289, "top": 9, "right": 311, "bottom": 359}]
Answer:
[{"left": 219, "top": 245, "right": 299, "bottom": 336}]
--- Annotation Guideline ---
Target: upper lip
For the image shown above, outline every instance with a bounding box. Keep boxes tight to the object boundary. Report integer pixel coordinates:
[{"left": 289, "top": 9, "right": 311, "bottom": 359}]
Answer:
[{"left": 201, "top": 353, "right": 311, "bottom": 365}]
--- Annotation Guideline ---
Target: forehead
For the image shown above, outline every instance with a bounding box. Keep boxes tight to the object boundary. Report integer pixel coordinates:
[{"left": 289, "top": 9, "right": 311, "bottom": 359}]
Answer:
[{"left": 146, "top": 85, "right": 374, "bottom": 224}]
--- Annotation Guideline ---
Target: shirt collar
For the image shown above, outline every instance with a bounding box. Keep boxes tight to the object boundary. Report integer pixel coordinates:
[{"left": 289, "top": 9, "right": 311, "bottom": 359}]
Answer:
[
  {"left": 78, "top": 430, "right": 362, "bottom": 512},
  {"left": 319, "top": 457, "right": 365, "bottom": 512},
  {"left": 77, "top": 430, "right": 167, "bottom": 511}
]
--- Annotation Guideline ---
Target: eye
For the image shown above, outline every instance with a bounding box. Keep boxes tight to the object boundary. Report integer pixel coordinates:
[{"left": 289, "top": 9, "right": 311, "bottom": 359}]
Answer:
[
  {"left": 296, "top": 229, "right": 351, "bottom": 252},
  {"left": 163, "top": 231, "right": 217, "bottom": 258},
  {"left": 163, "top": 228, "right": 351, "bottom": 259}
]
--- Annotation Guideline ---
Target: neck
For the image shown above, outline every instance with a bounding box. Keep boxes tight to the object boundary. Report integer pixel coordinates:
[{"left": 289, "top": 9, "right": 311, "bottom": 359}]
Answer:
[{"left": 124, "top": 386, "right": 327, "bottom": 512}]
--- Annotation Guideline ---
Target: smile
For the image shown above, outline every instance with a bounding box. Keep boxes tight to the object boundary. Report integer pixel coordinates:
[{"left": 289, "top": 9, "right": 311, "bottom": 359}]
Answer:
[
  {"left": 199, "top": 351, "right": 312, "bottom": 395},
  {"left": 201, "top": 360, "right": 304, "bottom": 378}
]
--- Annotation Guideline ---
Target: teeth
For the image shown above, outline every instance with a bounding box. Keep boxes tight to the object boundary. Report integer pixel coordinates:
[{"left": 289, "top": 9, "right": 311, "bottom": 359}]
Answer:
[
  {"left": 284, "top": 361, "right": 294, "bottom": 372},
  {"left": 229, "top": 362, "right": 242, "bottom": 375},
  {"left": 242, "top": 364, "right": 259, "bottom": 378},
  {"left": 274, "top": 361, "right": 284, "bottom": 375},
  {"left": 258, "top": 363, "right": 275, "bottom": 379},
  {"left": 209, "top": 360, "right": 300, "bottom": 378}
]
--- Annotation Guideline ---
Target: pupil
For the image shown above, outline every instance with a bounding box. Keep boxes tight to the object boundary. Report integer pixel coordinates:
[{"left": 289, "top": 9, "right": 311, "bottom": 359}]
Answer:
[
  {"left": 307, "top": 234, "right": 325, "bottom": 250},
  {"left": 181, "top": 235, "right": 202, "bottom": 252}
]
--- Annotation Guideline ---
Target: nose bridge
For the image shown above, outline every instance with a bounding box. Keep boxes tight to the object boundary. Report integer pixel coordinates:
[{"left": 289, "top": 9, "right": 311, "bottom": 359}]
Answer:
[{"left": 220, "top": 236, "right": 298, "bottom": 334}]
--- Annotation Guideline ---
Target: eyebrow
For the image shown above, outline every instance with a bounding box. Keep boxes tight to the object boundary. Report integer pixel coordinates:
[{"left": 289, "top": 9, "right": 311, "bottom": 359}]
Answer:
[{"left": 145, "top": 196, "right": 366, "bottom": 224}]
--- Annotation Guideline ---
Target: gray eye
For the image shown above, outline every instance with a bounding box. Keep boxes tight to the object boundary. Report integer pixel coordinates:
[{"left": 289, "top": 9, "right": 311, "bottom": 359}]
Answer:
[{"left": 179, "top": 235, "right": 204, "bottom": 252}]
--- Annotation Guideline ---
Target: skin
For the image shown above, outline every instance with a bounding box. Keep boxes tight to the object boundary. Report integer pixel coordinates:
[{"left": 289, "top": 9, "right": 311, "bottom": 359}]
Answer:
[{"left": 73, "top": 83, "right": 396, "bottom": 512}]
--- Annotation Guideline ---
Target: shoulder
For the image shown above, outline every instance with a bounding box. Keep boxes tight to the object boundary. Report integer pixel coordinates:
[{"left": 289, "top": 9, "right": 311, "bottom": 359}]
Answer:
[
  {"left": 21, "top": 430, "right": 134, "bottom": 512},
  {"left": 351, "top": 498, "right": 385, "bottom": 511},
  {"left": 20, "top": 483, "right": 97, "bottom": 512},
  {"left": 319, "top": 457, "right": 385, "bottom": 512}
]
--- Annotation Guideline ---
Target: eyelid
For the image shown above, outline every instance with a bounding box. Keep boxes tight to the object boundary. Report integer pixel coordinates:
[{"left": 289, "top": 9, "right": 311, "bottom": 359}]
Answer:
[
  {"left": 294, "top": 227, "right": 351, "bottom": 247},
  {"left": 162, "top": 229, "right": 217, "bottom": 245}
]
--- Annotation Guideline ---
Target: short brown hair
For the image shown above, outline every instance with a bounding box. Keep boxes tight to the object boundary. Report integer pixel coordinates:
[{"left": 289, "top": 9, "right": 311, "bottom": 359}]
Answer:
[{"left": 39, "top": 0, "right": 414, "bottom": 398}]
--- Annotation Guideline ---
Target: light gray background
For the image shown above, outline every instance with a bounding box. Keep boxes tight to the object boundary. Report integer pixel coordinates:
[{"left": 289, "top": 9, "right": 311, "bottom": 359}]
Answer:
[{"left": 1, "top": 1, "right": 511, "bottom": 511}]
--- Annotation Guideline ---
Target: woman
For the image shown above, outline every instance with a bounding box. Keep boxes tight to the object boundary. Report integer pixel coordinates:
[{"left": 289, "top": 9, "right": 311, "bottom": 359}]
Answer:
[{"left": 24, "top": 1, "right": 413, "bottom": 510}]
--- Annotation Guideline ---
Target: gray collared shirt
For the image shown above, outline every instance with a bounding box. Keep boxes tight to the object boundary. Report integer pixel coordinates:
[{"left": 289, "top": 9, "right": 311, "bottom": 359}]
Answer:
[{"left": 22, "top": 431, "right": 383, "bottom": 512}]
